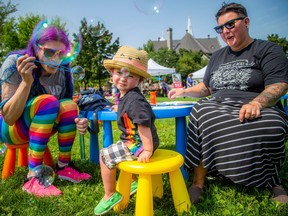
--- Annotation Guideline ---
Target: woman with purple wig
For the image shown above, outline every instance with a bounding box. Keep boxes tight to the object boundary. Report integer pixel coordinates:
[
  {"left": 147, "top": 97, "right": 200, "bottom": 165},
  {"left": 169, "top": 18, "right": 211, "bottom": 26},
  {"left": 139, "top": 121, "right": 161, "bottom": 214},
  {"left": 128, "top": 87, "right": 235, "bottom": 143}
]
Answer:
[{"left": 0, "top": 20, "right": 91, "bottom": 197}]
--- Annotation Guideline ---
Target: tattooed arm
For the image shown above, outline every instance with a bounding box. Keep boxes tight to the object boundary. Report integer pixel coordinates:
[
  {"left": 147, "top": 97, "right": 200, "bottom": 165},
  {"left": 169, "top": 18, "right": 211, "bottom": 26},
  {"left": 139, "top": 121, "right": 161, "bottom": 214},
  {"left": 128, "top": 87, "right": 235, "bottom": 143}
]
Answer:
[
  {"left": 239, "top": 82, "right": 288, "bottom": 122},
  {"left": 168, "top": 82, "right": 211, "bottom": 99}
]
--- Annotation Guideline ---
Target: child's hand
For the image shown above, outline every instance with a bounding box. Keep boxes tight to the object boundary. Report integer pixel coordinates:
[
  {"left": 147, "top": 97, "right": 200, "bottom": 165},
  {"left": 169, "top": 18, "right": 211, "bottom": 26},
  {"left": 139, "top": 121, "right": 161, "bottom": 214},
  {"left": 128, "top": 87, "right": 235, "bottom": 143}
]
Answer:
[
  {"left": 111, "top": 105, "right": 118, "bottom": 112},
  {"left": 138, "top": 150, "right": 152, "bottom": 163},
  {"left": 75, "top": 117, "right": 88, "bottom": 135}
]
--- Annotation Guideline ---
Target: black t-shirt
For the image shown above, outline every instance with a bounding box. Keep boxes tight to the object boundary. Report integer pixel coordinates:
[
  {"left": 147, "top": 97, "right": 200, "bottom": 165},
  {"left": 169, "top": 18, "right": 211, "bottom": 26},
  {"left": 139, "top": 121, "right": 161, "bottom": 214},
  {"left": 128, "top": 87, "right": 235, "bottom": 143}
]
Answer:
[
  {"left": 117, "top": 87, "right": 159, "bottom": 156},
  {"left": 203, "top": 39, "right": 288, "bottom": 102}
]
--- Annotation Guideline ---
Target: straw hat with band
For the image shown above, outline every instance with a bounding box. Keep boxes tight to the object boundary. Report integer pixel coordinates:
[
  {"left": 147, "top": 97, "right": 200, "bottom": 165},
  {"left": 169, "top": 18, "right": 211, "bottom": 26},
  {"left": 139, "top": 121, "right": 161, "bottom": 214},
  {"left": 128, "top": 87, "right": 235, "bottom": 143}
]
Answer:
[{"left": 103, "top": 46, "right": 151, "bottom": 79}]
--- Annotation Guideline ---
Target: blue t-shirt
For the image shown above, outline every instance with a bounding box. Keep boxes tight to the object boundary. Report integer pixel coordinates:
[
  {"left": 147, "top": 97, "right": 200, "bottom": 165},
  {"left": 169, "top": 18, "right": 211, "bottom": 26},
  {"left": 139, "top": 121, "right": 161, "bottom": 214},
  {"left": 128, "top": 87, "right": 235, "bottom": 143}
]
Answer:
[{"left": 186, "top": 77, "right": 193, "bottom": 87}]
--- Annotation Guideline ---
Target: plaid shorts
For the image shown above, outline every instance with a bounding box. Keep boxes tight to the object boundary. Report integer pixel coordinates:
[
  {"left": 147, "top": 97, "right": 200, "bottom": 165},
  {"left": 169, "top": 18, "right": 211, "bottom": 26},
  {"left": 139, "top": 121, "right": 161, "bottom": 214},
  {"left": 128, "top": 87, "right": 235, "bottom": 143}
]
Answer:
[{"left": 100, "top": 141, "right": 137, "bottom": 169}]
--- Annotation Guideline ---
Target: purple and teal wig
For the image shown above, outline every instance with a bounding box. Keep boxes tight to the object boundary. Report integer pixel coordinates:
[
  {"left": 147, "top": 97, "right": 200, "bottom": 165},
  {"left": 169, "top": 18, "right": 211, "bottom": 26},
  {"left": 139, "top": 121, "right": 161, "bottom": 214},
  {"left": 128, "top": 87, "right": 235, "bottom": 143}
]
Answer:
[{"left": 28, "top": 20, "right": 71, "bottom": 57}]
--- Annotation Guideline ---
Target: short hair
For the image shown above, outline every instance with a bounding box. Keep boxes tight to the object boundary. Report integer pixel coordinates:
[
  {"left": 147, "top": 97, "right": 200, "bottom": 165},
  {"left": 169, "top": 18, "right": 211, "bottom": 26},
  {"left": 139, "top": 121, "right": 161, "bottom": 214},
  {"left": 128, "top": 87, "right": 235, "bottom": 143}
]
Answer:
[{"left": 215, "top": 2, "right": 248, "bottom": 20}]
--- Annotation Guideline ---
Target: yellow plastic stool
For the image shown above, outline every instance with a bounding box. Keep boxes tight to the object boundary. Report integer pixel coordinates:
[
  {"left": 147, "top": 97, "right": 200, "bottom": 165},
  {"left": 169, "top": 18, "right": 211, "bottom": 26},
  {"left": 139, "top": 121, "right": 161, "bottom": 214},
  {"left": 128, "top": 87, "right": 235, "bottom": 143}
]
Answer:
[{"left": 114, "top": 149, "right": 191, "bottom": 215}]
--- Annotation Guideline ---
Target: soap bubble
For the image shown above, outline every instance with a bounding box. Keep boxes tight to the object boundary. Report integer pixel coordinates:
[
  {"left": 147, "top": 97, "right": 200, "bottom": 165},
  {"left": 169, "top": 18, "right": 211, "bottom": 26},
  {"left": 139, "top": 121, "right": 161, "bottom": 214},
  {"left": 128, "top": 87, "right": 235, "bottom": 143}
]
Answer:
[
  {"left": 71, "top": 66, "right": 85, "bottom": 81},
  {"left": 34, "top": 165, "right": 55, "bottom": 188},
  {"left": 56, "top": 16, "right": 79, "bottom": 41},
  {"left": 86, "top": 16, "right": 106, "bottom": 37},
  {"left": 35, "top": 18, "right": 82, "bottom": 65},
  {"left": 134, "top": 0, "right": 164, "bottom": 15},
  {"left": 59, "top": 35, "right": 82, "bottom": 65}
]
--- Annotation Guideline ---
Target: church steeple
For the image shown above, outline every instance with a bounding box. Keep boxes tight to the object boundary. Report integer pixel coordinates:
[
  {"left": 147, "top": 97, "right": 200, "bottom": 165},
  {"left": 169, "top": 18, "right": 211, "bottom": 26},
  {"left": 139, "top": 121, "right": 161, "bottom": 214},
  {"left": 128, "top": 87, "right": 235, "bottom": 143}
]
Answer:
[
  {"left": 160, "top": 30, "right": 165, "bottom": 41},
  {"left": 187, "top": 16, "right": 193, "bottom": 35}
]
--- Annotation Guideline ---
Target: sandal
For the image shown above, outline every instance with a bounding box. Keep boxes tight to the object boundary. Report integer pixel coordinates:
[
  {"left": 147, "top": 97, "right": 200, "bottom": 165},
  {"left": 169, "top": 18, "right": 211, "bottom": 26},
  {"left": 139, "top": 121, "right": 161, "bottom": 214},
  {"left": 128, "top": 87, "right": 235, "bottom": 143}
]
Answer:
[
  {"left": 269, "top": 186, "right": 288, "bottom": 203},
  {"left": 94, "top": 192, "right": 123, "bottom": 215},
  {"left": 188, "top": 185, "right": 203, "bottom": 204}
]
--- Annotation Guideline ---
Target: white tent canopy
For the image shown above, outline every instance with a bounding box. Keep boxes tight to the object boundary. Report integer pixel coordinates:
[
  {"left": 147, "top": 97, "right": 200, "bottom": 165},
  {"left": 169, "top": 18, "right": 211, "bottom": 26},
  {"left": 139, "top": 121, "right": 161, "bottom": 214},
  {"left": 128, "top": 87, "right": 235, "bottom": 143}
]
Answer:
[
  {"left": 148, "top": 59, "right": 176, "bottom": 76},
  {"left": 192, "top": 65, "right": 207, "bottom": 80}
]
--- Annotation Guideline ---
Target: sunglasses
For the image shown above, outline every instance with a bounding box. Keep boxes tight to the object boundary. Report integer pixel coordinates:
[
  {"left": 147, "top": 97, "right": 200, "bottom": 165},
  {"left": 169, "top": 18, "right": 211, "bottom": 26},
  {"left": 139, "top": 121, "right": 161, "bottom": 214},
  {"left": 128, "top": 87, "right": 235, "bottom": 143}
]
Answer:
[
  {"left": 214, "top": 17, "right": 246, "bottom": 34},
  {"left": 38, "top": 44, "right": 66, "bottom": 59}
]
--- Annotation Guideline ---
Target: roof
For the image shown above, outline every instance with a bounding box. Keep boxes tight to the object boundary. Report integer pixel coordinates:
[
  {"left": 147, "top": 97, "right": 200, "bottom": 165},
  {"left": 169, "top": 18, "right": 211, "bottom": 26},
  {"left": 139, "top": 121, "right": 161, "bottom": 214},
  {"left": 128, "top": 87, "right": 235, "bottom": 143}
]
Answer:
[
  {"left": 151, "top": 32, "right": 221, "bottom": 55},
  {"left": 197, "top": 37, "right": 222, "bottom": 53},
  {"left": 174, "top": 32, "right": 209, "bottom": 53}
]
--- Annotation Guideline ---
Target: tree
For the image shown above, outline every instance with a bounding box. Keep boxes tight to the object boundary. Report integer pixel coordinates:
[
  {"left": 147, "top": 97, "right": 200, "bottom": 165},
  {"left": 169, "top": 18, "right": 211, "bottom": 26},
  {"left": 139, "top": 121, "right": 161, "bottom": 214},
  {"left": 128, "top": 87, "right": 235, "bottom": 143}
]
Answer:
[
  {"left": 143, "top": 40, "right": 155, "bottom": 53},
  {"left": 1, "top": 17, "right": 18, "bottom": 55},
  {"left": 149, "top": 47, "right": 179, "bottom": 69},
  {"left": 0, "top": 0, "right": 17, "bottom": 61},
  {"left": 17, "top": 15, "right": 43, "bottom": 48},
  {"left": 0, "top": 0, "right": 17, "bottom": 24},
  {"left": 72, "top": 18, "right": 119, "bottom": 90},
  {"left": 0, "top": 0, "right": 17, "bottom": 33},
  {"left": 267, "top": 34, "right": 288, "bottom": 57},
  {"left": 177, "top": 49, "right": 208, "bottom": 79},
  {"left": 0, "top": 14, "right": 42, "bottom": 63}
]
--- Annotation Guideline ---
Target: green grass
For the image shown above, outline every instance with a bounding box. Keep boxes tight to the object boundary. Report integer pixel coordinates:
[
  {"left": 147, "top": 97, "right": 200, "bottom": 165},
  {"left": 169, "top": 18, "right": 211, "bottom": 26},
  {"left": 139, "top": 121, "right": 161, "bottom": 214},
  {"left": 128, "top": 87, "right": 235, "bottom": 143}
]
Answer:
[{"left": 1, "top": 96, "right": 288, "bottom": 215}]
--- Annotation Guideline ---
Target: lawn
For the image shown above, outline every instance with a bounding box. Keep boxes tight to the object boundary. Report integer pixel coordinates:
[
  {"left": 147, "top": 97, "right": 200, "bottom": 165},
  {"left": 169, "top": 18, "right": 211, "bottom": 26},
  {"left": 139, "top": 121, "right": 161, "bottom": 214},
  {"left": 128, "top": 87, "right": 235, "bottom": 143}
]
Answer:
[{"left": 1, "top": 96, "right": 288, "bottom": 216}]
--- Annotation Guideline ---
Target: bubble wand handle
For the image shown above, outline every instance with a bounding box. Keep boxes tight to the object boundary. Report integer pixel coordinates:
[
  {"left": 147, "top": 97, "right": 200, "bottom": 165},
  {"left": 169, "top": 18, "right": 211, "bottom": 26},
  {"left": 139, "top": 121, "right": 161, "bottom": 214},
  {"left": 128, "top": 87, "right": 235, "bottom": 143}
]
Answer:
[{"left": 79, "top": 113, "right": 85, "bottom": 160}]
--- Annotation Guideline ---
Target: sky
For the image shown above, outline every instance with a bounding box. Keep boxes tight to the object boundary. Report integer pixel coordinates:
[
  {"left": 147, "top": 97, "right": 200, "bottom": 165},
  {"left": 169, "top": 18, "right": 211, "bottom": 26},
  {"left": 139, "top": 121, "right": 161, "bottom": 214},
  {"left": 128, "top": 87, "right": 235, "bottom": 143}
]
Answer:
[{"left": 6, "top": 0, "right": 288, "bottom": 49}]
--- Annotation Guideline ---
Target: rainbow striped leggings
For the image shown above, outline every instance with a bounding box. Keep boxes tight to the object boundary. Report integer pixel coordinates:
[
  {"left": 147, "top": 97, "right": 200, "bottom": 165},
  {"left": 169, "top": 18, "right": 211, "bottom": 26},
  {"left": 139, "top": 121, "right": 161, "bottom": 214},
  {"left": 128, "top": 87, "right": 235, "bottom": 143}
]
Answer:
[{"left": 0, "top": 94, "right": 78, "bottom": 170}]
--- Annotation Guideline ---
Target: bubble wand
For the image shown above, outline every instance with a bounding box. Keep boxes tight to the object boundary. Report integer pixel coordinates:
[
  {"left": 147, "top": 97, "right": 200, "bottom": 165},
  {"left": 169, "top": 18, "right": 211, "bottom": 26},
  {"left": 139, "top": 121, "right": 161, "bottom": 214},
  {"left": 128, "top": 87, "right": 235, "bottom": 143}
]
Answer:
[{"left": 79, "top": 113, "right": 85, "bottom": 160}]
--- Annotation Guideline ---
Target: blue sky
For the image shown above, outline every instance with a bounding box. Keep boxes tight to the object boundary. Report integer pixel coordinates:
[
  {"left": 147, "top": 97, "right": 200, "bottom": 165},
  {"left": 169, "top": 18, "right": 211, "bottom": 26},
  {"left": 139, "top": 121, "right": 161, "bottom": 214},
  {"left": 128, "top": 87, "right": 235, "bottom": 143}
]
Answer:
[{"left": 7, "top": 0, "right": 288, "bottom": 48}]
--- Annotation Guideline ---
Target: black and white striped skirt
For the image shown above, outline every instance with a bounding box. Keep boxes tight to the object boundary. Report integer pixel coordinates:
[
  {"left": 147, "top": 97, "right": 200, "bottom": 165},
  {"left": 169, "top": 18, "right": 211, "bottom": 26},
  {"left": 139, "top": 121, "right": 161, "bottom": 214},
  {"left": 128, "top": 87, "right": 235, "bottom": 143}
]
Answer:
[{"left": 185, "top": 97, "right": 288, "bottom": 188}]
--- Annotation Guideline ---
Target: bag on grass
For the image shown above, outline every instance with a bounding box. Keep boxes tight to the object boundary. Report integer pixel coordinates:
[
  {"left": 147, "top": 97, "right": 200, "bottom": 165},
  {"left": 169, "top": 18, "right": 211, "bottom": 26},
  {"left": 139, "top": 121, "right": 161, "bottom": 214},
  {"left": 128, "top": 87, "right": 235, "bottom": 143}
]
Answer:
[{"left": 77, "top": 89, "right": 114, "bottom": 135}]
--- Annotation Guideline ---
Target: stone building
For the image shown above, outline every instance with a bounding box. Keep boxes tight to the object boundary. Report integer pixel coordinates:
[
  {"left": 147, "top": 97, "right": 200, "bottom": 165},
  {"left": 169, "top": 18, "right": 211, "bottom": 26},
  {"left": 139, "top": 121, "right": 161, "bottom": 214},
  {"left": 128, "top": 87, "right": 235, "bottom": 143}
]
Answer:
[{"left": 151, "top": 17, "right": 222, "bottom": 56}]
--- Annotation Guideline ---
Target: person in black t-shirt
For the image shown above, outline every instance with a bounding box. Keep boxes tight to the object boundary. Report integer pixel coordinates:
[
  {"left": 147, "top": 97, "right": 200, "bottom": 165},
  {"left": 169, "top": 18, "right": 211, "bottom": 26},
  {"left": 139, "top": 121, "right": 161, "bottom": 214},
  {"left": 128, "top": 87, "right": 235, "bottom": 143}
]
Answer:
[
  {"left": 94, "top": 46, "right": 159, "bottom": 215},
  {"left": 169, "top": 2, "right": 288, "bottom": 204}
]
